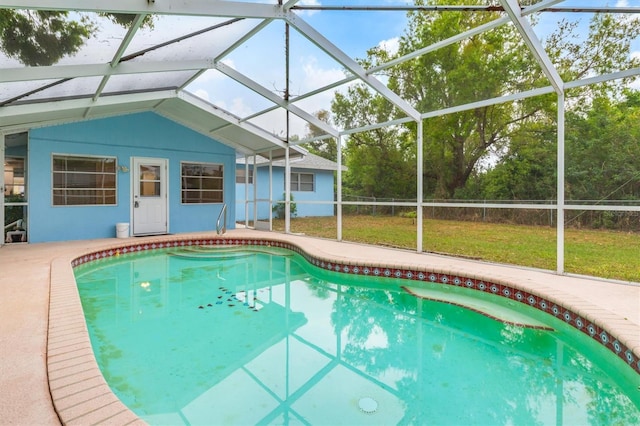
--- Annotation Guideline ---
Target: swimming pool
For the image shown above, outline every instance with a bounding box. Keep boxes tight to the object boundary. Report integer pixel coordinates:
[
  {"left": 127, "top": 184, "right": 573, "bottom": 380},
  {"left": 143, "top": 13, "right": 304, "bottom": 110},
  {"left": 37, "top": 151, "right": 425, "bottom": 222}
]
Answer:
[{"left": 72, "top": 239, "right": 640, "bottom": 425}]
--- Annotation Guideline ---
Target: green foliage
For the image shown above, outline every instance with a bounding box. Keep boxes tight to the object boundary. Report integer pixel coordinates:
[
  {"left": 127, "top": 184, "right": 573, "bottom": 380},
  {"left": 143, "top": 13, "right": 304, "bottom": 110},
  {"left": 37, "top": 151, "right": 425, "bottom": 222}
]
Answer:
[
  {"left": 0, "top": 10, "right": 154, "bottom": 66},
  {"left": 302, "top": 109, "right": 341, "bottom": 162},
  {"left": 331, "top": 0, "right": 640, "bottom": 201},
  {"left": 565, "top": 92, "right": 640, "bottom": 203},
  {"left": 99, "top": 13, "right": 154, "bottom": 30},
  {"left": 480, "top": 121, "right": 558, "bottom": 201},
  {"left": 0, "top": 10, "right": 94, "bottom": 66},
  {"left": 272, "top": 193, "right": 297, "bottom": 219},
  {"left": 4, "top": 195, "right": 25, "bottom": 228},
  {"left": 331, "top": 83, "right": 417, "bottom": 200},
  {"left": 399, "top": 210, "right": 417, "bottom": 219}
]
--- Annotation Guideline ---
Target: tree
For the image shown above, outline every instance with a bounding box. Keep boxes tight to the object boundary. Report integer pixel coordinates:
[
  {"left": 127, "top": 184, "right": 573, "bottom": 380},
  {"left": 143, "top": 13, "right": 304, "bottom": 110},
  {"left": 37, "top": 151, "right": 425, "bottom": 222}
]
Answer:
[
  {"left": 273, "top": 193, "right": 297, "bottom": 219},
  {"left": 301, "top": 109, "right": 340, "bottom": 162},
  {"left": 332, "top": 83, "right": 417, "bottom": 201},
  {"left": 0, "top": 10, "right": 154, "bottom": 66},
  {"left": 478, "top": 89, "right": 640, "bottom": 231},
  {"left": 0, "top": 10, "right": 94, "bottom": 66},
  {"left": 565, "top": 90, "right": 640, "bottom": 203},
  {"left": 331, "top": 0, "right": 640, "bottom": 199},
  {"left": 480, "top": 121, "right": 558, "bottom": 201}
]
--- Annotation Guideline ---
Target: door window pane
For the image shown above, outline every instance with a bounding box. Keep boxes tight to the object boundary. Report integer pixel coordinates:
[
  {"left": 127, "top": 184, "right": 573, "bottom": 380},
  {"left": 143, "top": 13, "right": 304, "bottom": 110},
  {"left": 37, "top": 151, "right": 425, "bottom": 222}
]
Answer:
[{"left": 139, "top": 165, "right": 161, "bottom": 197}]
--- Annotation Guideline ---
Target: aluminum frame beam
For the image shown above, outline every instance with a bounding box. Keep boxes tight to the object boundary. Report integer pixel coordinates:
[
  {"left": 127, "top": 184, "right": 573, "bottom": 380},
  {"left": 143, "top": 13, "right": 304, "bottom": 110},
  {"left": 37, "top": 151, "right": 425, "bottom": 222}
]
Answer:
[
  {"left": 0, "top": 60, "right": 215, "bottom": 83},
  {"left": 176, "top": 91, "right": 290, "bottom": 150},
  {"left": 214, "top": 61, "right": 340, "bottom": 137},
  {"left": 91, "top": 14, "right": 148, "bottom": 102},
  {"left": 285, "top": 11, "right": 422, "bottom": 122},
  {"left": 0, "top": 0, "right": 279, "bottom": 19},
  {"left": 501, "top": 0, "right": 564, "bottom": 94}
]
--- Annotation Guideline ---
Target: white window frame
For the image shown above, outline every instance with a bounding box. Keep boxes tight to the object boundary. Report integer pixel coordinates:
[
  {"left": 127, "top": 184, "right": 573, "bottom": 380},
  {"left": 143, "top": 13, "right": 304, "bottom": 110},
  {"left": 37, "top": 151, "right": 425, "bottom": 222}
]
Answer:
[
  {"left": 290, "top": 172, "right": 314, "bottom": 192},
  {"left": 235, "top": 167, "right": 254, "bottom": 184},
  {"left": 52, "top": 154, "right": 117, "bottom": 206},
  {"left": 181, "top": 161, "right": 224, "bottom": 204}
]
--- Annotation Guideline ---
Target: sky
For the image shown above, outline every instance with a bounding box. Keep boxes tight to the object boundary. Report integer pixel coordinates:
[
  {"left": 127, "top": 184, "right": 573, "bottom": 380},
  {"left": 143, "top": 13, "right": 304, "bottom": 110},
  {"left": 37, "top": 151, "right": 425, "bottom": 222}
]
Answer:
[{"left": 182, "top": 0, "right": 640, "bottom": 138}]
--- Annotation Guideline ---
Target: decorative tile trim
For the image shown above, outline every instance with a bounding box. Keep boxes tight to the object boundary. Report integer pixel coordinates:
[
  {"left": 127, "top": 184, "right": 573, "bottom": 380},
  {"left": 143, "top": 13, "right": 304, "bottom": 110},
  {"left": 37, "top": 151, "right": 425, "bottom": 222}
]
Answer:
[{"left": 71, "top": 236, "right": 640, "bottom": 378}]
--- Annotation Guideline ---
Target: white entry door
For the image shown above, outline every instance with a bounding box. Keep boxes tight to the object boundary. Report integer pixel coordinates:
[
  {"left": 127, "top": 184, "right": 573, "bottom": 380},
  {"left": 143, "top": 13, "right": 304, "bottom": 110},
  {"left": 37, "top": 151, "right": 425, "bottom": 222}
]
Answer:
[{"left": 132, "top": 157, "right": 168, "bottom": 236}]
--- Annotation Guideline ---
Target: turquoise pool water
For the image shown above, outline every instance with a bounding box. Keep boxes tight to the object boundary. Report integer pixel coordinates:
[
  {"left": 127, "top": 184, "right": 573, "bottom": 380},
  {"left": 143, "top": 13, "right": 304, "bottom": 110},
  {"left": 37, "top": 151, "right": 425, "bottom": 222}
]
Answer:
[{"left": 74, "top": 246, "right": 640, "bottom": 425}]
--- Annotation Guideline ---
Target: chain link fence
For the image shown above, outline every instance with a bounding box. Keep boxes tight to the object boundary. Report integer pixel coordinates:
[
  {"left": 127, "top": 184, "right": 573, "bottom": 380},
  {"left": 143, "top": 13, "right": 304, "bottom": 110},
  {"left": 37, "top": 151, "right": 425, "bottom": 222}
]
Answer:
[{"left": 340, "top": 196, "right": 640, "bottom": 231}]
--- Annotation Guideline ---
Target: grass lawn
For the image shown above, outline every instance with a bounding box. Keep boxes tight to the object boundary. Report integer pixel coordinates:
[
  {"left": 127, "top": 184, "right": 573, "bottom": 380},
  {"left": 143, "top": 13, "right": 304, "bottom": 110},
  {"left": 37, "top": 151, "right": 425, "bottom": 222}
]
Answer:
[{"left": 269, "top": 215, "right": 639, "bottom": 282}]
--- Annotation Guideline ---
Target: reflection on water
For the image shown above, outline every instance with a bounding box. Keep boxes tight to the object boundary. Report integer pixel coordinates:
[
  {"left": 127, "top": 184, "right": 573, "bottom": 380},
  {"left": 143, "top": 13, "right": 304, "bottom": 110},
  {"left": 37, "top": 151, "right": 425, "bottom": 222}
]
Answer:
[{"left": 74, "top": 247, "right": 640, "bottom": 425}]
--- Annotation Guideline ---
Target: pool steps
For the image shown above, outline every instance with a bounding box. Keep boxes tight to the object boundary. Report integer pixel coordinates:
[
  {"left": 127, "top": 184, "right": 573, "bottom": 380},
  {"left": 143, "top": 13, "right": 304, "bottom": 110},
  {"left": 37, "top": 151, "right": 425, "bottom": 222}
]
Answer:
[{"left": 403, "top": 285, "right": 553, "bottom": 330}]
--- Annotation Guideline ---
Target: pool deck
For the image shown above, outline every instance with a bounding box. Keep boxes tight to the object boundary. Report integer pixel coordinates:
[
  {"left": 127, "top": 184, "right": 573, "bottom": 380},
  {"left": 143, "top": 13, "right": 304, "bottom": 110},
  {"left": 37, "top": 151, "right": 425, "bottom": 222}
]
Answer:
[{"left": 0, "top": 228, "right": 638, "bottom": 425}]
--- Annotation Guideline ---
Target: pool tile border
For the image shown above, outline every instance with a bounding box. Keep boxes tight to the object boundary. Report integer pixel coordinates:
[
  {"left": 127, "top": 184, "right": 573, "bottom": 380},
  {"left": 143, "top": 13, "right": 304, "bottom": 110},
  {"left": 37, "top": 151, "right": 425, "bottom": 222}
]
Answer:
[{"left": 49, "top": 234, "right": 640, "bottom": 425}]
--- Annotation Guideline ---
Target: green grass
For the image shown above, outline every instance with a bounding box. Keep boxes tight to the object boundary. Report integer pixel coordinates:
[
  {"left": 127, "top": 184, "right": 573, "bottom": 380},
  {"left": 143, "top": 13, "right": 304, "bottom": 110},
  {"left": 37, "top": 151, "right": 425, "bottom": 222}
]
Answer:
[{"left": 270, "top": 215, "right": 640, "bottom": 282}]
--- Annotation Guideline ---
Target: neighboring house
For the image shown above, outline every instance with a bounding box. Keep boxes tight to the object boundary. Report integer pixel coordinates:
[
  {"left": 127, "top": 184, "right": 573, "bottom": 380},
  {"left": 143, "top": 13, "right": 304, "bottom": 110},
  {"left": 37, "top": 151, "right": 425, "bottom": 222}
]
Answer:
[{"left": 235, "top": 152, "right": 344, "bottom": 222}]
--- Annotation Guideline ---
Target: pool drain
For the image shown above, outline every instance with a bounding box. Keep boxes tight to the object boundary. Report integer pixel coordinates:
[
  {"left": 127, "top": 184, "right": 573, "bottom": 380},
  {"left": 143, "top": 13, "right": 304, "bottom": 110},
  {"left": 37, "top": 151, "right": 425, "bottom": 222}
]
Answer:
[{"left": 358, "top": 397, "right": 378, "bottom": 414}]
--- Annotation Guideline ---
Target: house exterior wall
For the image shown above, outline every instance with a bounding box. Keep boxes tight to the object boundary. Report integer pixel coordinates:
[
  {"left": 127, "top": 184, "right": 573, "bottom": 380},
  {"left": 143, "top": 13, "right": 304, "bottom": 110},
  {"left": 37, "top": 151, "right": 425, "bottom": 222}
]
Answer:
[
  {"left": 28, "top": 112, "right": 236, "bottom": 242},
  {"left": 235, "top": 165, "right": 335, "bottom": 221}
]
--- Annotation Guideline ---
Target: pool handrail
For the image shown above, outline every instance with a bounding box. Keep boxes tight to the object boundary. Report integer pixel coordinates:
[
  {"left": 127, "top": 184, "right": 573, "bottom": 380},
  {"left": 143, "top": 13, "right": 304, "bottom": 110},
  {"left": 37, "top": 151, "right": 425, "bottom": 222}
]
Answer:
[{"left": 216, "top": 203, "right": 227, "bottom": 235}]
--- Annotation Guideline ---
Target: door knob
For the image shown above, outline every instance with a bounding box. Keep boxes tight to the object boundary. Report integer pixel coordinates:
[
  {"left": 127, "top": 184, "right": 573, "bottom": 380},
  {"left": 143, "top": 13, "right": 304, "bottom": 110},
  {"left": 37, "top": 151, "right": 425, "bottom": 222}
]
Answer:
[{"left": 134, "top": 201, "right": 139, "bottom": 208}]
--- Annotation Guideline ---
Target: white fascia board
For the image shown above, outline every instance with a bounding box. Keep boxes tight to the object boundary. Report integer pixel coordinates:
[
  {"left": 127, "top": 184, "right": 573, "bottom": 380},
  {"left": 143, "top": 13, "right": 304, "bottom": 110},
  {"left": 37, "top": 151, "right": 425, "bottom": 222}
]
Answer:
[
  {"left": 500, "top": 0, "right": 564, "bottom": 94},
  {"left": 0, "top": 90, "right": 176, "bottom": 118},
  {"left": 177, "top": 91, "right": 289, "bottom": 150},
  {"left": 0, "top": 90, "right": 176, "bottom": 130},
  {"left": 0, "top": 60, "right": 215, "bottom": 83},
  {"left": 0, "top": 0, "right": 279, "bottom": 19},
  {"left": 214, "top": 62, "right": 340, "bottom": 138},
  {"left": 285, "top": 12, "right": 421, "bottom": 122}
]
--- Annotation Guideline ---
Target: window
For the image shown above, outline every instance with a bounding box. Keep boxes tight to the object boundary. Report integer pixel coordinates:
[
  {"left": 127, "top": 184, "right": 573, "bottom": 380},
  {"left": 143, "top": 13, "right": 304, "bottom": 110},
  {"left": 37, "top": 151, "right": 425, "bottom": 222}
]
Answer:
[
  {"left": 235, "top": 168, "right": 254, "bottom": 184},
  {"left": 181, "top": 162, "right": 223, "bottom": 203},
  {"left": 52, "top": 155, "right": 116, "bottom": 205},
  {"left": 290, "top": 172, "right": 314, "bottom": 192},
  {"left": 4, "top": 157, "right": 26, "bottom": 201}
]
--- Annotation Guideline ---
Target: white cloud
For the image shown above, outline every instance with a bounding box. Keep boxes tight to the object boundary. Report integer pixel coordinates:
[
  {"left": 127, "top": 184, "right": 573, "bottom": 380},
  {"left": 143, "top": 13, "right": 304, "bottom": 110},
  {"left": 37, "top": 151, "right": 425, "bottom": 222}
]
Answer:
[
  {"left": 378, "top": 37, "right": 400, "bottom": 56},
  {"left": 193, "top": 89, "right": 210, "bottom": 102},
  {"left": 295, "top": 0, "right": 321, "bottom": 17},
  {"left": 214, "top": 97, "right": 255, "bottom": 118},
  {"left": 299, "top": 56, "right": 345, "bottom": 92}
]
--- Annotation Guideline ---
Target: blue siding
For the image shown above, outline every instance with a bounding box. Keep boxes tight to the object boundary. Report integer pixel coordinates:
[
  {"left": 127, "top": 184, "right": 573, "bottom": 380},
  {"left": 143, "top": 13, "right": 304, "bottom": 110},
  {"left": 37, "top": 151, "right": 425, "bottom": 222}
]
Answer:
[
  {"left": 28, "top": 112, "right": 236, "bottom": 242},
  {"left": 235, "top": 165, "right": 335, "bottom": 221}
]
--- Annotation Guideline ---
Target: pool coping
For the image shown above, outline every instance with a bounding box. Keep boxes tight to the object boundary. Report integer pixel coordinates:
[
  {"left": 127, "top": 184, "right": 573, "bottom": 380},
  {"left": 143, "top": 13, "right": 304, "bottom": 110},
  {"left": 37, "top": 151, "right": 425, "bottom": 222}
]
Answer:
[{"left": 47, "top": 230, "right": 640, "bottom": 425}]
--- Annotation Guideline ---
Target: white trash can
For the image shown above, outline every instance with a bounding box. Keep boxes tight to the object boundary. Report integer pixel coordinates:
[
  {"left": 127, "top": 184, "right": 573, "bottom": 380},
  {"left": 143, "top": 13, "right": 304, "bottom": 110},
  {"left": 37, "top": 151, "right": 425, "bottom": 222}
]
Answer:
[{"left": 116, "top": 222, "right": 130, "bottom": 238}]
